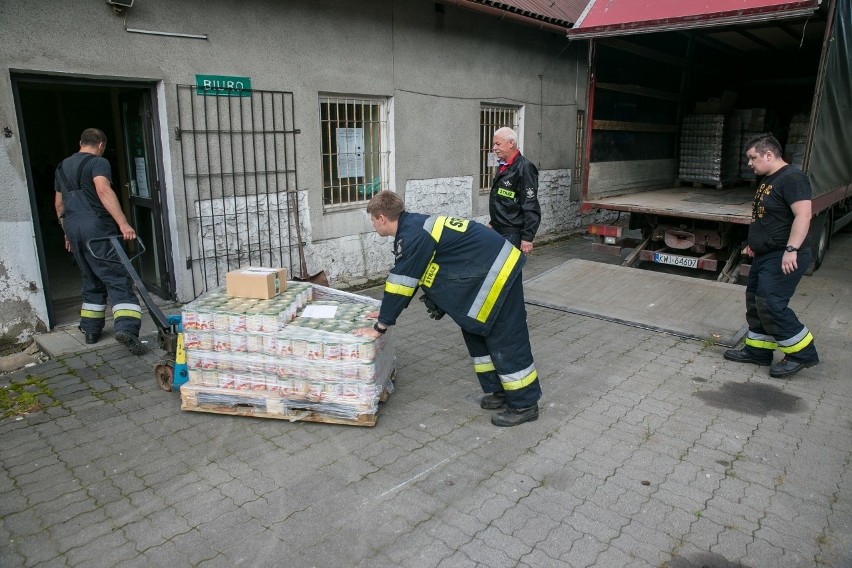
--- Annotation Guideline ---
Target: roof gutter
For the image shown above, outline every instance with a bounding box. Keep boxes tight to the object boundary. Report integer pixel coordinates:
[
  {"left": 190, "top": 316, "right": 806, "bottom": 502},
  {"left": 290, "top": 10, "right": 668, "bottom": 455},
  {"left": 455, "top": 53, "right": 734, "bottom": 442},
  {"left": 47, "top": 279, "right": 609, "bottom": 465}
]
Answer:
[{"left": 437, "top": 0, "right": 571, "bottom": 35}]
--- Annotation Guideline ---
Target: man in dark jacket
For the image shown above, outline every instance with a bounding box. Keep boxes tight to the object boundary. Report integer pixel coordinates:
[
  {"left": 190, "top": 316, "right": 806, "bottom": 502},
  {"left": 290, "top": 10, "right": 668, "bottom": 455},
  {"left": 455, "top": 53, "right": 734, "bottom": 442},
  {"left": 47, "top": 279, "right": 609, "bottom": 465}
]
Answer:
[
  {"left": 359, "top": 191, "right": 541, "bottom": 426},
  {"left": 54, "top": 128, "right": 146, "bottom": 355},
  {"left": 489, "top": 127, "right": 541, "bottom": 254}
]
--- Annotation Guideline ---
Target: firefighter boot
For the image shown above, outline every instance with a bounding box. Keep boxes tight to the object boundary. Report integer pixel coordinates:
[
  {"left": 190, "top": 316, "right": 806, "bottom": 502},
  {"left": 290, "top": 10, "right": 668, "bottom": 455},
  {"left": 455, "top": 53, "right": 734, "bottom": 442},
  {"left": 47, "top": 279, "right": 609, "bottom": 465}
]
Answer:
[
  {"left": 770, "top": 356, "right": 820, "bottom": 379},
  {"left": 491, "top": 404, "right": 539, "bottom": 427},
  {"left": 480, "top": 391, "right": 506, "bottom": 409},
  {"left": 115, "top": 330, "right": 147, "bottom": 356},
  {"left": 723, "top": 348, "right": 772, "bottom": 366}
]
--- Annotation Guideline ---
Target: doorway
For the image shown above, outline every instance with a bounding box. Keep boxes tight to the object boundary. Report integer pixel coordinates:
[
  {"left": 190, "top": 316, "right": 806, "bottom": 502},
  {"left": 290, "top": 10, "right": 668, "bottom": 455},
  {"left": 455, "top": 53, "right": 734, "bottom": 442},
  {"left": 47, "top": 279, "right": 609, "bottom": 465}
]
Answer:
[{"left": 13, "top": 76, "right": 173, "bottom": 328}]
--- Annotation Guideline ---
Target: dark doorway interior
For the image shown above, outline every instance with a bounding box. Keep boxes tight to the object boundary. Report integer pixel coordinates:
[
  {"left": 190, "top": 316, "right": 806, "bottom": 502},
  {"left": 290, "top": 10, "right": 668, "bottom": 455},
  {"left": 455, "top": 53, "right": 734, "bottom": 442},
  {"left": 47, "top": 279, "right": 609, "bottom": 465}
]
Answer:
[{"left": 16, "top": 80, "right": 170, "bottom": 328}]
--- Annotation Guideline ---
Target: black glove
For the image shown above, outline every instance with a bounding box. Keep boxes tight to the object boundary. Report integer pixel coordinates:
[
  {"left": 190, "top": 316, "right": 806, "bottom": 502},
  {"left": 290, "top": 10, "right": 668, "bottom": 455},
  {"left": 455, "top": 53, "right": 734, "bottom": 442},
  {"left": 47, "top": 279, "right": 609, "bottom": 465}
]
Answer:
[{"left": 419, "top": 294, "right": 445, "bottom": 320}]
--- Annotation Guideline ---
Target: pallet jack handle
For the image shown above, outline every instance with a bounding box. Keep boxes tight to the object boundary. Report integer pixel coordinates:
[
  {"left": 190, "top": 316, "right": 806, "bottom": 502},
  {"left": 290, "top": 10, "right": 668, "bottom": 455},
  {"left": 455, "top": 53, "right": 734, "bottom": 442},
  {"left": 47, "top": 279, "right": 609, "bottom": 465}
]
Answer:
[{"left": 85, "top": 235, "right": 173, "bottom": 333}]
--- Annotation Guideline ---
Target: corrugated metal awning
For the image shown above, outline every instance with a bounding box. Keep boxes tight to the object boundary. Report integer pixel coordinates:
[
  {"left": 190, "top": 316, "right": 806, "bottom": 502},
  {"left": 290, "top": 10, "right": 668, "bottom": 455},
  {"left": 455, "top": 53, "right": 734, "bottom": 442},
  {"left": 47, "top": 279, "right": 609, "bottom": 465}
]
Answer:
[
  {"left": 568, "top": 0, "right": 822, "bottom": 39},
  {"left": 476, "top": 0, "right": 586, "bottom": 25},
  {"left": 439, "top": 0, "right": 586, "bottom": 32}
]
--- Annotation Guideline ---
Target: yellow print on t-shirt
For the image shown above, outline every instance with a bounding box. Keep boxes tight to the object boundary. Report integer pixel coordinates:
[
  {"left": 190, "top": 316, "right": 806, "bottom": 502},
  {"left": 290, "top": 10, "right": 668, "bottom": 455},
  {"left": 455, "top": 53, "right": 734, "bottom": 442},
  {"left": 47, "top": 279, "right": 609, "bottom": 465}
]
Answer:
[{"left": 752, "top": 182, "right": 773, "bottom": 220}]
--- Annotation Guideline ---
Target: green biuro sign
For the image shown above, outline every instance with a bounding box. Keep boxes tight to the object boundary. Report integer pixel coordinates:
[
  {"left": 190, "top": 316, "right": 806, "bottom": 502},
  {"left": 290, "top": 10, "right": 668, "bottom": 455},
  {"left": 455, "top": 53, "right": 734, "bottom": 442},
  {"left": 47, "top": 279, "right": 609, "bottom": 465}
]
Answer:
[{"left": 195, "top": 74, "right": 252, "bottom": 97}]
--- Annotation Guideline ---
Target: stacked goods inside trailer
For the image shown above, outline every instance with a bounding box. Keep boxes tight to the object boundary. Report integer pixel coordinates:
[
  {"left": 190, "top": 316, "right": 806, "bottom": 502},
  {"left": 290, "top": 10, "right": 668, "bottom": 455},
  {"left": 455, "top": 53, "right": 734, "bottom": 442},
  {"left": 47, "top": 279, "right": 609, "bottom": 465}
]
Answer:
[{"left": 580, "top": 0, "right": 852, "bottom": 281}]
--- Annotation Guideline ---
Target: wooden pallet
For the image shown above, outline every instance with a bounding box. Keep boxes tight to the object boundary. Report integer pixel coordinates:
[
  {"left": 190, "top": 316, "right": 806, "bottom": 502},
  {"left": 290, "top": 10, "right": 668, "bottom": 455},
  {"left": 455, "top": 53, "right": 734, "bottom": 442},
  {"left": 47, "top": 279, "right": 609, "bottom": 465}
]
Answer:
[
  {"left": 676, "top": 178, "right": 741, "bottom": 190},
  {"left": 180, "top": 380, "right": 393, "bottom": 427}
]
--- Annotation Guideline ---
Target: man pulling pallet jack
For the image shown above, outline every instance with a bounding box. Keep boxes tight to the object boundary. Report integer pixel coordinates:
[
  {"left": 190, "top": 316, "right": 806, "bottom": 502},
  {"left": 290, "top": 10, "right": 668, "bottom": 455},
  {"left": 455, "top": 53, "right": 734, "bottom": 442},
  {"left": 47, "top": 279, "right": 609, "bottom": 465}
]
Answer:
[{"left": 54, "top": 128, "right": 146, "bottom": 355}]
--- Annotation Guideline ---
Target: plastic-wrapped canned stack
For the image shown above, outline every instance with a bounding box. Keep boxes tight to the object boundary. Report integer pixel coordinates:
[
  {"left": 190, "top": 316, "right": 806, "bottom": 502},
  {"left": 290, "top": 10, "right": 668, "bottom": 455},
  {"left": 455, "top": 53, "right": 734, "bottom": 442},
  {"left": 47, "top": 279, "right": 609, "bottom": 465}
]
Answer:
[
  {"left": 679, "top": 114, "right": 742, "bottom": 187},
  {"left": 733, "top": 108, "right": 767, "bottom": 181},
  {"left": 180, "top": 283, "right": 394, "bottom": 421}
]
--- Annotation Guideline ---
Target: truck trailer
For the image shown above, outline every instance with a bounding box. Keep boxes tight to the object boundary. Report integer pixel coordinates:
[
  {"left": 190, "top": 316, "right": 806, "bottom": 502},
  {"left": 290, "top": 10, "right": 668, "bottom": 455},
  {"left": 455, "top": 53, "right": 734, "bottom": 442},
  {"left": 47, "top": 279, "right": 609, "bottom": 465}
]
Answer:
[{"left": 570, "top": 0, "right": 852, "bottom": 282}]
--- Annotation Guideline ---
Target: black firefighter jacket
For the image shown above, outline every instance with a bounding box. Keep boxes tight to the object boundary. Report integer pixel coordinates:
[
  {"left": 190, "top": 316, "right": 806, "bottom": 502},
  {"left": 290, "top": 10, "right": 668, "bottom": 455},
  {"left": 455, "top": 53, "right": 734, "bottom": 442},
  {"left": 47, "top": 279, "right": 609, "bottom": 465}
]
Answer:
[
  {"left": 489, "top": 153, "right": 541, "bottom": 242},
  {"left": 378, "top": 212, "right": 526, "bottom": 336}
]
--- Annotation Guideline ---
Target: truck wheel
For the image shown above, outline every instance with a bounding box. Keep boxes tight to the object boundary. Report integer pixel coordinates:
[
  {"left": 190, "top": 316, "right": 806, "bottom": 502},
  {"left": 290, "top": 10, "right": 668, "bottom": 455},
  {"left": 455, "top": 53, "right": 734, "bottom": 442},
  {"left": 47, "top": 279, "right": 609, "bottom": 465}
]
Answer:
[{"left": 811, "top": 212, "right": 831, "bottom": 270}]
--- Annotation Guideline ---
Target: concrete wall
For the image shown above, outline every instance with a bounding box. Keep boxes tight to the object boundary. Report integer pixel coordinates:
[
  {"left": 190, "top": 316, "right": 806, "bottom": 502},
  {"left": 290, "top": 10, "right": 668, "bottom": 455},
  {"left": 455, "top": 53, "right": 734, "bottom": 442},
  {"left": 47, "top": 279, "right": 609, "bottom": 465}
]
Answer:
[{"left": 0, "top": 0, "right": 590, "bottom": 343}]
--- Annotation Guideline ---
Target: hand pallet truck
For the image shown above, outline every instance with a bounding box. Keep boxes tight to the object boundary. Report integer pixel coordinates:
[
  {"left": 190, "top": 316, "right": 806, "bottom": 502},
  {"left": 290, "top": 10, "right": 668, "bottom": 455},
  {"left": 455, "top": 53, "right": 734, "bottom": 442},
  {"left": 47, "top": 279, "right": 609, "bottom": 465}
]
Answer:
[{"left": 87, "top": 236, "right": 188, "bottom": 392}]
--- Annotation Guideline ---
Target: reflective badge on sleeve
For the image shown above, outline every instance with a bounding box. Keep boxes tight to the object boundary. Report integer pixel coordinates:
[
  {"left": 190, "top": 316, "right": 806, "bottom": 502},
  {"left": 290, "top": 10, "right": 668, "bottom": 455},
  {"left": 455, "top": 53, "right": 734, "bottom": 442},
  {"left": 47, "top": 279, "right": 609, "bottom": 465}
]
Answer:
[
  {"left": 444, "top": 217, "right": 469, "bottom": 232},
  {"left": 422, "top": 262, "right": 439, "bottom": 287}
]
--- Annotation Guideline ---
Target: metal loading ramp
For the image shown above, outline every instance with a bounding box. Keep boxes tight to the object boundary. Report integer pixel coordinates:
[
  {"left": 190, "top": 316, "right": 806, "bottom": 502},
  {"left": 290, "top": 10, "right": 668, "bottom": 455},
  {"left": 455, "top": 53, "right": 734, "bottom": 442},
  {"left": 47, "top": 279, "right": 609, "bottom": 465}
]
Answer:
[{"left": 523, "top": 259, "right": 747, "bottom": 347}]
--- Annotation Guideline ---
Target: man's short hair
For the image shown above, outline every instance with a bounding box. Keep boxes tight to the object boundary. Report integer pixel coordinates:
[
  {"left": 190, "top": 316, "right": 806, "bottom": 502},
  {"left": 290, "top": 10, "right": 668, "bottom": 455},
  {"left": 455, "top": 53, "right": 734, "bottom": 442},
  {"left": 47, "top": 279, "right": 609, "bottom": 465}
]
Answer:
[
  {"left": 745, "top": 132, "right": 782, "bottom": 157},
  {"left": 494, "top": 126, "right": 517, "bottom": 145},
  {"left": 366, "top": 191, "right": 405, "bottom": 221},
  {"left": 80, "top": 128, "right": 107, "bottom": 147}
]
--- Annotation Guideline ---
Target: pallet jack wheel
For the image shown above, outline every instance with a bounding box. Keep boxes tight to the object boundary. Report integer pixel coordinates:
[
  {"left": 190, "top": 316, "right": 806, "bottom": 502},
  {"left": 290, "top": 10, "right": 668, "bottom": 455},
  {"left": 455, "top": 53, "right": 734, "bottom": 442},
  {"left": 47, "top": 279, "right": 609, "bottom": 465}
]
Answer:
[{"left": 155, "top": 361, "right": 175, "bottom": 392}]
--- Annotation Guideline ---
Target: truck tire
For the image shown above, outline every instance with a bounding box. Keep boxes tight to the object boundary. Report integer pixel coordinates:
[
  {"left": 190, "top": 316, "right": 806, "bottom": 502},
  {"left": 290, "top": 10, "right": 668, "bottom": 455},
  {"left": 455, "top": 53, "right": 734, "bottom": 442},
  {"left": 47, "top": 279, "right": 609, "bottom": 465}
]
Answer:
[{"left": 810, "top": 212, "right": 831, "bottom": 270}]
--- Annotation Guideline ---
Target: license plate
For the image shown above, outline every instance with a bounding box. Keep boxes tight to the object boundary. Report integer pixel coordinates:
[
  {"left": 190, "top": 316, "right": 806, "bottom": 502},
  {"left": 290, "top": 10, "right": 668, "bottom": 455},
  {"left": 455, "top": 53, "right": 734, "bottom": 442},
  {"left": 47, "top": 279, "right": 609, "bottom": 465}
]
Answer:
[{"left": 653, "top": 252, "right": 699, "bottom": 269}]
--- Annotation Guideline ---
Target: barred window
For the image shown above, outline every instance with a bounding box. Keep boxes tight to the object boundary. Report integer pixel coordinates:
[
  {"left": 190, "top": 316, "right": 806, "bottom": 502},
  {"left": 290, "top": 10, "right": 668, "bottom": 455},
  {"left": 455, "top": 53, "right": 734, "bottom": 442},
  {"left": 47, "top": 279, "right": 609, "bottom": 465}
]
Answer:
[
  {"left": 575, "top": 109, "right": 586, "bottom": 182},
  {"left": 320, "top": 96, "right": 390, "bottom": 206},
  {"left": 480, "top": 104, "right": 520, "bottom": 191}
]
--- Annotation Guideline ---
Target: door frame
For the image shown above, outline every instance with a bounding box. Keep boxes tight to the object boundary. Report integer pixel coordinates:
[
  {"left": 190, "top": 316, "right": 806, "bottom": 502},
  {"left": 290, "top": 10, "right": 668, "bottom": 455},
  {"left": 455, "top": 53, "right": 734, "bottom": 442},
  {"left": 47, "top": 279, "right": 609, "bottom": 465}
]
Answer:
[{"left": 11, "top": 72, "right": 175, "bottom": 328}]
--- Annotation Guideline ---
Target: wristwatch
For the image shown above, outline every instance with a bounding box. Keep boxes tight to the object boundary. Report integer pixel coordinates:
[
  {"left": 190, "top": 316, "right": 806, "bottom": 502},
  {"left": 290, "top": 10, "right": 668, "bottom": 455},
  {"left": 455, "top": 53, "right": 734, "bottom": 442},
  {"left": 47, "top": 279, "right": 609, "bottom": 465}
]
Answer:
[{"left": 785, "top": 245, "right": 799, "bottom": 252}]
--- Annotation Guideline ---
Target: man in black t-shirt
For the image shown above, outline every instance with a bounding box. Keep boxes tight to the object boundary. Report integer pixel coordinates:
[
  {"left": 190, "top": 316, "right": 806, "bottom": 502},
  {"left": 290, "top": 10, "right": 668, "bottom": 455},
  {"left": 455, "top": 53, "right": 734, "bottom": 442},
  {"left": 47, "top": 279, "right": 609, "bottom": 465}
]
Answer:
[
  {"left": 723, "top": 133, "right": 819, "bottom": 378},
  {"left": 54, "top": 128, "right": 147, "bottom": 355}
]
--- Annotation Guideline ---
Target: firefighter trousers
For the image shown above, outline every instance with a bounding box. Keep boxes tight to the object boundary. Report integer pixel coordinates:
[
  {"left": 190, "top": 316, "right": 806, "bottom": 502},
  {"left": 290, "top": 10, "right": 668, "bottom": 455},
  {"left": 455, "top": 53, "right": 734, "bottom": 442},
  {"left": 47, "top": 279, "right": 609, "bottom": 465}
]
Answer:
[
  {"left": 743, "top": 248, "right": 818, "bottom": 363},
  {"left": 462, "top": 277, "right": 541, "bottom": 409},
  {"left": 65, "top": 215, "right": 142, "bottom": 337}
]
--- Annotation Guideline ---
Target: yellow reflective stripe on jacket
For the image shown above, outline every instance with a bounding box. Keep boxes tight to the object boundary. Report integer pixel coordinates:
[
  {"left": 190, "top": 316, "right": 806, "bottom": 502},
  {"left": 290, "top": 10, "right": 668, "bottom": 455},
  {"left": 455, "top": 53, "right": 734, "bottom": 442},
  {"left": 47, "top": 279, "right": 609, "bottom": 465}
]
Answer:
[
  {"left": 426, "top": 215, "right": 446, "bottom": 243},
  {"left": 499, "top": 364, "right": 537, "bottom": 391},
  {"left": 472, "top": 355, "right": 495, "bottom": 374},
  {"left": 778, "top": 331, "right": 814, "bottom": 354},
  {"left": 385, "top": 273, "right": 418, "bottom": 297},
  {"left": 468, "top": 241, "right": 521, "bottom": 323}
]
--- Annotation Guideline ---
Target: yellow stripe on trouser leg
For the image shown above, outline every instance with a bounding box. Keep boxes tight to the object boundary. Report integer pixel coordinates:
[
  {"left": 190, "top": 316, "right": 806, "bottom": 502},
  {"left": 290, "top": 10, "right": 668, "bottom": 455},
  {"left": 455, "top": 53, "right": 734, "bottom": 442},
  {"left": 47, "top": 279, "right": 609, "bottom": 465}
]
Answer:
[
  {"left": 745, "top": 337, "right": 777, "bottom": 350},
  {"left": 499, "top": 364, "right": 538, "bottom": 391},
  {"left": 779, "top": 331, "right": 814, "bottom": 354},
  {"left": 81, "top": 302, "right": 106, "bottom": 319},
  {"left": 81, "top": 309, "right": 106, "bottom": 319},
  {"left": 472, "top": 355, "right": 495, "bottom": 374},
  {"left": 113, "top": 309, "right": 142, "bottom": 320}
]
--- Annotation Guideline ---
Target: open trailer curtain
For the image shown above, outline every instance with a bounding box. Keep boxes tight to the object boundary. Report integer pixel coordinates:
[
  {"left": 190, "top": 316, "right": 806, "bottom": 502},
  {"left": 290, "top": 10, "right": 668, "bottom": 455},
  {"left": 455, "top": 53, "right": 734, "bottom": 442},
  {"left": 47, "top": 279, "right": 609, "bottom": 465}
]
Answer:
[{"left": 807, "top": 0, "right": 852, "bottom": 193}]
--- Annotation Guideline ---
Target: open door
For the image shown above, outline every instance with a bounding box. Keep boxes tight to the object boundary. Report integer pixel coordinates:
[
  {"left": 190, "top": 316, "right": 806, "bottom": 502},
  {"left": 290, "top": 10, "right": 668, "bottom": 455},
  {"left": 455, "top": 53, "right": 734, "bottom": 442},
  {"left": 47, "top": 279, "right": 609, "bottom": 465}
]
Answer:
[{"left": 119, "top": 90, "right": 169, "bottom": 297}]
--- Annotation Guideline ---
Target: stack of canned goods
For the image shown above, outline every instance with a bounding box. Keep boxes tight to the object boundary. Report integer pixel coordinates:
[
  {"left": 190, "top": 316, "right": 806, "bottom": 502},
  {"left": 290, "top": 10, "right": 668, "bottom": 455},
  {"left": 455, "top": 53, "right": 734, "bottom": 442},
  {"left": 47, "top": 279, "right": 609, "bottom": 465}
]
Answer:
[{"left": 181, "top": 282, "right": 395, "bottom": 418}]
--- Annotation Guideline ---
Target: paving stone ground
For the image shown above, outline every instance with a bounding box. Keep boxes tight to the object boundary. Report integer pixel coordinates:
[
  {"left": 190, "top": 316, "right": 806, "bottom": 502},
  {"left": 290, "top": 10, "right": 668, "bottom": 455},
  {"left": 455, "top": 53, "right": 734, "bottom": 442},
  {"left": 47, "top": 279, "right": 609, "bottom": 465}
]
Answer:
[{"left": 2, "top": 231, "right": 850, "bottom": 568}]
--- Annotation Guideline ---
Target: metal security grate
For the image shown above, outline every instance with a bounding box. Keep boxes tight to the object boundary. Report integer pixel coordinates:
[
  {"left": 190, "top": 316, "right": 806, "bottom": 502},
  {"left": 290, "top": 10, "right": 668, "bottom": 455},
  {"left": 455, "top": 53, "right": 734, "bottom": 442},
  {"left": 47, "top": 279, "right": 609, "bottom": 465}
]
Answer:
[
  {"left": 575, "top": 109, "right": 585, "bottom": 182},
  {"left": 480, "top": 104, "right": 519, "bottom": 191},
  {"left": 176, "top": 85, "right": 300, "bottom": 297},
  {"left": 319, "top": 96, "right": 389, "bottom": 207}
]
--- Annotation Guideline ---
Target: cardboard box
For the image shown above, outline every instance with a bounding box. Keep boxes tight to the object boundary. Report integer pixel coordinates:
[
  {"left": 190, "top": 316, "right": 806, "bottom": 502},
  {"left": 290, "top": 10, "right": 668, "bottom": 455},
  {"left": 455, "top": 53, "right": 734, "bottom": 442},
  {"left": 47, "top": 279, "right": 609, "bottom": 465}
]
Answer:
[{"left": 226, "top": 267, "right": 287, "bottom": 299}]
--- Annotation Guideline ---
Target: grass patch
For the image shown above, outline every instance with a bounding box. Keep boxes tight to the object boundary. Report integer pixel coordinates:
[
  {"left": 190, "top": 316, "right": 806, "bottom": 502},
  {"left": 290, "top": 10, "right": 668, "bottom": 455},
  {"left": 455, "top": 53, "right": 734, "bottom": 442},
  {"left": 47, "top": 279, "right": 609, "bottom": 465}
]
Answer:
[{"left": 0, "top": 375, "right": 58, "bottom": 419}]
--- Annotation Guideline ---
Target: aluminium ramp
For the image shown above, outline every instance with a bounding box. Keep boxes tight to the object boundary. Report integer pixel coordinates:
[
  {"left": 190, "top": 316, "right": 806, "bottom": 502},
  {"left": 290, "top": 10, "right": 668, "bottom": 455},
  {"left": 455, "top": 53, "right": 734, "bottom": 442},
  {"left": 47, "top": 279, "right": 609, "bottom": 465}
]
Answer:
[{"left": 523, "top": 259, "right": 747, "bottom": 347}]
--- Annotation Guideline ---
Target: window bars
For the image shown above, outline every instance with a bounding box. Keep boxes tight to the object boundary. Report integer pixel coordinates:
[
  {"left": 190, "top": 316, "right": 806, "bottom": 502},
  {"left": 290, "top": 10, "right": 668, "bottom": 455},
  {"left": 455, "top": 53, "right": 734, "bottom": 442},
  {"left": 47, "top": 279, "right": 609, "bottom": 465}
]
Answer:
[
  {"left": 320, "top": 96, "right": 389, "bottom": 207},
  {"left": 480, "top": 104, "right": 520, "bottom": 191},
  {"left": 575, "top": 109, "right": 586, "bottom": 182},
  {"left": 176, "top": 85, "right": 299, "bottom": 297}
]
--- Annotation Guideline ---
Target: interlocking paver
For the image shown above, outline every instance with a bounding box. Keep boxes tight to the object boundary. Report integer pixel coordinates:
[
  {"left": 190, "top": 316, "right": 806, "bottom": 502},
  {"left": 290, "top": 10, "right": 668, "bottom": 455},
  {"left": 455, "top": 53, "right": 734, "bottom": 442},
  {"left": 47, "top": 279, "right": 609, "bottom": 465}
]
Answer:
[{"left": 1, "top": 234, "right": 850, "bottom": 567}]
